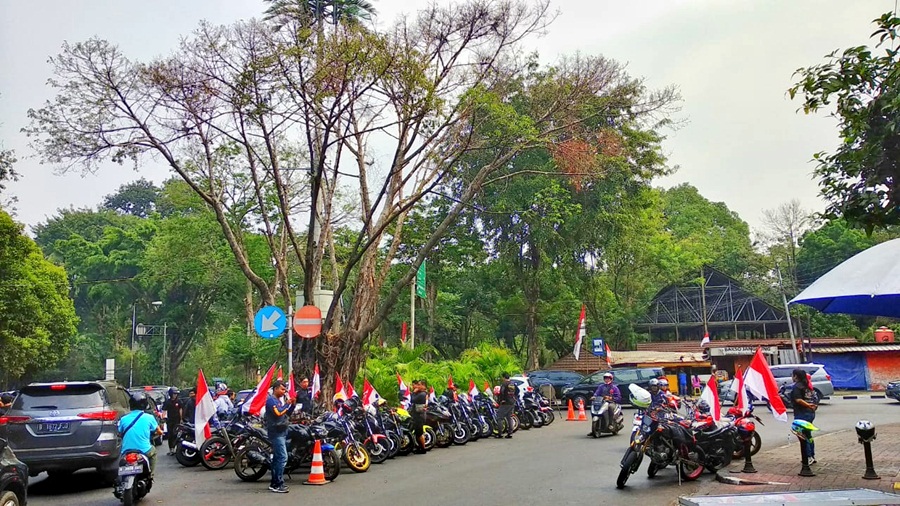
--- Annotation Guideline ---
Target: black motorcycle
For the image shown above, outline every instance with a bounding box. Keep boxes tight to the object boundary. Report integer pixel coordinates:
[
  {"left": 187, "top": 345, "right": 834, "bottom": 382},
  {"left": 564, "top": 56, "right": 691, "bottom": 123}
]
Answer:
[
  {"left": 320, "top": 410, "right": 371, "bottom": 472},
  {"left": 617, "top": 407, "right": 700, "bottom": 488},
  {"left": 173, "top": 422, "right": 201, "bottom": 467},
  {"left": 113, "top": 450, "right": 152, "bottom": 506},
  {"left": 424, "top": 400, "right": 454, "bottom": 447},
  {"left": 199, "top": 414, "right": 254, "bottom": 470},
  {"left": 438, "top": 396, "right": 472, "bottom": 445},
  {"left": 233, "top": 422, "right": 341, "bottom": 482}
]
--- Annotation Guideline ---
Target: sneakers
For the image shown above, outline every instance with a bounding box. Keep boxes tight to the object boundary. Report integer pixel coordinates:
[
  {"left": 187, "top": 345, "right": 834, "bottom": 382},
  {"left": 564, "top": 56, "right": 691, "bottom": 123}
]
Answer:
[
  {"left": 269, "top": 485, "right": 289, "bottom": 493},
  {"left": 808, "top": 457, "right": 817, "bottom": 464},
  {"left": 505, "top": 434, "right": 513, "bottom": 439}
]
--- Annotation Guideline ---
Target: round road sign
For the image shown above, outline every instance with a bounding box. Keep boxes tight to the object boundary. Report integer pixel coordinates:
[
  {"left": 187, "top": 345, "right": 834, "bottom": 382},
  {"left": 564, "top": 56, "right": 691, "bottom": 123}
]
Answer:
[{"left": 293, "top": 305, "right": 323, "bottom": 338}]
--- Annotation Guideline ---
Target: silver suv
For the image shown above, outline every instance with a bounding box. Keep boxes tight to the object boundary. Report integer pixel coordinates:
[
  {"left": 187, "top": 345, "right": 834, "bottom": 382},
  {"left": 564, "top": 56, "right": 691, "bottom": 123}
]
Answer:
[{"left": 770, "top": 364, "right": 835, "bottom": 401}]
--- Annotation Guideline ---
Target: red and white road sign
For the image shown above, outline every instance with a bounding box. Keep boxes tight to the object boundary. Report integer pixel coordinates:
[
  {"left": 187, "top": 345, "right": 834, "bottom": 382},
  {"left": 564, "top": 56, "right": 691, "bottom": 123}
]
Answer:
[{"left": 293, "top": 305, "right": 323, "bottom": 338}]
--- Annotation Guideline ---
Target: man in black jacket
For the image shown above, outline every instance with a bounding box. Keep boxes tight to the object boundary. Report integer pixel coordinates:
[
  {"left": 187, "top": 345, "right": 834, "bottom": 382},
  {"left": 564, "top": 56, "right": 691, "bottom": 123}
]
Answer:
[
  {"left": 496, "top": 373, "right": 518, "bottom": 439},
  {"left": 295, "top": 377, "right": 313, "bottom": 416}
]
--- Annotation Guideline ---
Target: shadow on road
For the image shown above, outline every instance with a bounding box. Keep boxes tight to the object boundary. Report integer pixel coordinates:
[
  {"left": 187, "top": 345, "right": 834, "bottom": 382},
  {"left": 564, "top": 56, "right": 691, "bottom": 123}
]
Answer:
[{"left": 28, "top": 469, "right": 110, "bottom": 496}]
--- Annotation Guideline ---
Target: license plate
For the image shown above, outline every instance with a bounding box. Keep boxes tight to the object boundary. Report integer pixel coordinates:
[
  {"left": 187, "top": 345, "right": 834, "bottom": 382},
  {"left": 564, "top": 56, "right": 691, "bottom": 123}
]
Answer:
[
  {"left": 118, "top": 465, "right": 143, "bottom": 475},
  {"left": 36, "top": 422, "right": 70, "bottom": 433}
]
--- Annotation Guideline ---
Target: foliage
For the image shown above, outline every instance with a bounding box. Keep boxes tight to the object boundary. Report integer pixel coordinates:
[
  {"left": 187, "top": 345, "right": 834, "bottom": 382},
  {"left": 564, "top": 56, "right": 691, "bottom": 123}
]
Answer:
[
  {"left": 0, "top": 210, "right": 78, "bottom": 387},
  {"left": 789, "top": 12, "right": 900, "bottom": 231},
  {"left": 102, "top": 178, "right": 161, "bottom": 218}
]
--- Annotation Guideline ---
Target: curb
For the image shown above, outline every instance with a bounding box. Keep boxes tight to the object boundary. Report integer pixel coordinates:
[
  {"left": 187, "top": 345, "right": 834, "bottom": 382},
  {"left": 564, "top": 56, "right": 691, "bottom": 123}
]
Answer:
[
  {"left": 835, "top": 395, "right": 887, "bottom": 399},
  {"left": 715, "top": 472, "right": 790, "bottom": 486}
]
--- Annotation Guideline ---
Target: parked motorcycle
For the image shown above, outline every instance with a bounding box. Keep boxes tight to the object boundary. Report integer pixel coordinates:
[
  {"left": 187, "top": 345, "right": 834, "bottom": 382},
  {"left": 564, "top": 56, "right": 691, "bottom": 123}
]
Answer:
[
  {"left": 173, "top": 422, "right": 201, "bottom": 467},
  {"left": 321, "top": 409, "right": 371, "bottom": 472},
  {"left": 199, "top": 415, "right": 255, "bottom": 470},
  {"left": 424, "top": 400, "right": 454, "bottom": 448},
  {"left": 233, "top": 422, "right": 341, "bottom": 482},
  {"left": 723, "top": 406, "right": 762, "bottom": 458},
  {"left": 590, "top": 397, "right": 624, "bottom": 437},
  {"left": 353, "top": 404, "right": 392, "bottom": 463},
  {"left": 438, "top": 396, "right": 472, "bottom": 445},
  {"left": 113, "top": 450, "right": 152, "bottom": 506}
]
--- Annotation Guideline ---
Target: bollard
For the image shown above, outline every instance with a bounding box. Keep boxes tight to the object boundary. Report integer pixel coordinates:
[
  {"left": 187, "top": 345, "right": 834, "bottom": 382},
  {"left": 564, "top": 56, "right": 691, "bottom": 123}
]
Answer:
[
  {"left": 855, "top": 420, "right": 880, "bottom": 480},
  {"left": 740, "top": 436, "right": 757, "bottom": 473},
  {"left": 798, "top": 434, "right": 815, "bottom": 477}
]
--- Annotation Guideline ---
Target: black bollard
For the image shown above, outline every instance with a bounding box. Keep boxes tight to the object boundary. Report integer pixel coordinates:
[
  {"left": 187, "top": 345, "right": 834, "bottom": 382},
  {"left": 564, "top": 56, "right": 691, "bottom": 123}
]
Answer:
[
  {"left": 798, "top": 434, "right": 815, "bottom": 477},
  {"left": 741, "top": 436, "right": 757, "bottom": 473},
  {"left": 862, "top": 441, "right": 880, "bottom": 480}
]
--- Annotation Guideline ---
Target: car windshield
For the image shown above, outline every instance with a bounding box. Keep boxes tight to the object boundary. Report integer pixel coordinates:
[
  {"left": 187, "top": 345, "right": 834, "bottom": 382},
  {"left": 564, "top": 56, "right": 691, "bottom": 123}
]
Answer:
[{"left": 14, "top": 385, "right": 105, "bottom": 410}]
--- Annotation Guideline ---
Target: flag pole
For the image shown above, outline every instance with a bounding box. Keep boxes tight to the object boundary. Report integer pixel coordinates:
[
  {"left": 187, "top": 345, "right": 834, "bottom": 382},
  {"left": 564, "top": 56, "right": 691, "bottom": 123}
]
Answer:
[
  {"left": 287, "top": 304, "right": 294, "bottom": 377},
  {"left": 410, "top": 281, "right": 415, "bottom": 349}
]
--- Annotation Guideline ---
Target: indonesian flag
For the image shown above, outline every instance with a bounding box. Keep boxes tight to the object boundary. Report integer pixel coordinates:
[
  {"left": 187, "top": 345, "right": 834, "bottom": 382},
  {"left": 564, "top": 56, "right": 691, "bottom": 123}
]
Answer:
[
  {"left": 243, "top": 363, "right": 277, "bottom": 416},
  {"left": 729, "top": 365, "right": 750, "bottom": 413},
  {"left": 699, "top": 375, "right": 721, "bottom": 421},
  {"left": 401, "top": 322, "right": 407, "bottom": 344},
  {"left": 428, "top": 386, "right": 436, "bottom": 403},
  {"left": 448, "top": 375, "right": 455, "bottom": 390},
  {"left": 701, "top": 332, "right": 710, "bottom": 348},
  {"left": 483, "top": 381, "right": 490, "bottom": 392},
  {"left": 276, "top": 366, "right": 283, "bottom": 381},
  {"left": 469, "top": 379, "right": 478, "bottom": 399},
  {"left": 311, "top": 363, "right": 321, "bottom": 400},
  {"left": 397, "top": 374, "right": 410, "bottom": 409},
  {"left": 574, "top": 305, "right": 586, "bottom": 361},
  {"left": 195, "top": 369, "right": 218, "bottom": 445},
  {"left": 287, "top": 372, "right": 296, "bottom": 400},
  {"left": 744, "top": 348, "right": 788, "bottom": 422},
  {"left": 363, "top": 378, "right": 381, "bottom": 408},
  {"left": 334, "top": 374, "right": 348, "bottom": 402},
  {"left": 604, "top": 342, "right": 612, "bottom": 368},
  {"left": 346, "top": 378, "right": 357, "bottom": 399}
]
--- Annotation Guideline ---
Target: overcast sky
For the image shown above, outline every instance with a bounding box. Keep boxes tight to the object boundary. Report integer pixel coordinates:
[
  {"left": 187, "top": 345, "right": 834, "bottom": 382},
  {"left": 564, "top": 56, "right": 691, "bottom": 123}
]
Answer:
[{"left": 0, "top": 0, "right": 893, "bottom": 233}]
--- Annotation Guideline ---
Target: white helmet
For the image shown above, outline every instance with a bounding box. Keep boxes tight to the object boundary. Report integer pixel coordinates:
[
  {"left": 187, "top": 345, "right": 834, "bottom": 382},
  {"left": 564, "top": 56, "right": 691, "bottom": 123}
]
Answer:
[{"left": 628, "top": 384, "right": 651, "bottom": 408}]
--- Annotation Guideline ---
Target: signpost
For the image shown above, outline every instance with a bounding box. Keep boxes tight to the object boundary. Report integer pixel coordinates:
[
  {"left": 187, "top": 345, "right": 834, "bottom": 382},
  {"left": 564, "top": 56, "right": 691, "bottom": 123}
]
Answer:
[
  {"left": 254, "top": 306, "right": 287, "bottom": 339},
  {"left": 592, "top": 338, "right": 607, "bottom": 357},
  {"left": 293, "top": 305, "right": 323, "bottom": 338}
]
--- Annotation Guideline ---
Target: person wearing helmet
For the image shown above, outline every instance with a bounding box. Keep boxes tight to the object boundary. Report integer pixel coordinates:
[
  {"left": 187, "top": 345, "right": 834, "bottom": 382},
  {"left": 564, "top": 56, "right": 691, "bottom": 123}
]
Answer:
[
  {"left": 588, "top": 372, "right": 621, "bottom": 437},
  {"left": 161, "top": 387, "right": 183, "bottom": 456},
  {"left": 647, "top": 379, "right": 667, "bottom": 408},
  {"left": 214, "top": 385, "right": 233, "bottom": 416},
  {"left": 659, "top": 377, "right": 681, "bottom": 409},
  {"left": 790, "top": 368, "right": 818, "bottom": 464},
  {"left": 410, "top": 380, "right": 428, "bottom": 454},
  {"left": 119, "top": 392, "right": 163, "bottom": 476}
]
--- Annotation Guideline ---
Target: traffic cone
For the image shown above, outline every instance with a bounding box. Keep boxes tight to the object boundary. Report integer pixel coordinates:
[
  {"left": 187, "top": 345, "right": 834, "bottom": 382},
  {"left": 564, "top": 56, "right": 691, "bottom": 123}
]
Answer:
[
  {"left": 566, "top": 399, "right": 576, "bottom": 421},
  {"left": 577, "top": 399, "right": 587, "bottom": 421},
  {"left": 304, "top": 440, "right": 328, "bottom": 486}
]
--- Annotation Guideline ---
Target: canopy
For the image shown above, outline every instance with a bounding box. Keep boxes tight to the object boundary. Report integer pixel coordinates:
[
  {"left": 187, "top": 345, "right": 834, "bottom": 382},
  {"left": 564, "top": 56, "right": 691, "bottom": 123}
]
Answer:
[{"left": 790, "top": 238, "right": 900, "bottom": 317}]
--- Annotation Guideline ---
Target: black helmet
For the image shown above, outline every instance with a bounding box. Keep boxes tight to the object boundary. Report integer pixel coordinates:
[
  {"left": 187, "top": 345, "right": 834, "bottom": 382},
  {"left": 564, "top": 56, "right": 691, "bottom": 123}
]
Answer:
[
  {"left": 167, "top": 387, "right": 179, "bottom": 396},
  {"left": 129, "top": 391, "right": 151, "bottom": 411},
  {"left": 344, "top": 397, "right": 360, "bottom": 411}
]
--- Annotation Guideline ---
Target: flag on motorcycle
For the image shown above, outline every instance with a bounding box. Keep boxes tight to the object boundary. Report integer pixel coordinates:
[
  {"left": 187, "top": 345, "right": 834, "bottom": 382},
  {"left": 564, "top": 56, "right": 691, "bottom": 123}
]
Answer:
[
  {"left": 573, "top": 304, "right": 586, "bottom": 360},
  {"left": 243, "top": 362, "right": 277, "bottom": 416},
  {"left": 448, "top": 375, "right": 455, "bottom": 389},
  {"left": 428, "top": 386, "right": 436, "bottom": 404},
  {"left": 604, "top": 342, "right": 612, "bottom": 368},
  {"left": 287, "top": 372, "right": 296, "bottom": 400},
  {"left": 346, "top": 378, "right": 358, "bottom": 399},
  {"left": 699, "top": 375, "right": 721, "bottom": 421},
  {"left": 700, "top": 332, "right": 710, "bottom": 348},
  {"left": 397, "top": 374, "right": 410, "bottom": 409},
  {"left": 729, "top": 365, "right": 750, "bottom": 413},
  {"left": 311, "top": 363, "right": 321, "bottom": 400},
  {"left": 195, "top": 369, "right": 218, "bottom": 446},
  {"left": 363, "top": 378, "right": 381, "bottom": 408},
  {"left": 744, "top": 347, "right": 788, "bottom": 422},
  {"left": 469, "top": 379, "right": 478, "bottom": 399},
  {"left": 276, "top": 366, "right": 283, "bottom": 381},
  {"left": 334, "top": 373, "right": 348, "bottom": 402}
]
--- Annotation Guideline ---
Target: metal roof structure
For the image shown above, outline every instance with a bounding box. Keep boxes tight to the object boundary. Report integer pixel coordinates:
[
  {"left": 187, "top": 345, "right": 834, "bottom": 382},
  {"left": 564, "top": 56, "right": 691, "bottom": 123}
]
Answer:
[
  {"left": 638, "top": 266, "right": 792, "bottom": 342},
  {"left": 811, "top": 344, "right": 900, "bottom": 353}
]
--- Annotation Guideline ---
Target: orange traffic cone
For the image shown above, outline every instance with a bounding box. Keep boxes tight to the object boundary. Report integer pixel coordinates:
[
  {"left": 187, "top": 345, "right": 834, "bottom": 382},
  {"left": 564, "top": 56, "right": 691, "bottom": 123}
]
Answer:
[
  {"left": 304, "top": 440, "right": 328, "bottom": 486},
  {"left": 566, "top": 399, "right": 576, "bottom": 421},
  {"left": 577, "top": 399, "right": 587, "bottom": 421}
]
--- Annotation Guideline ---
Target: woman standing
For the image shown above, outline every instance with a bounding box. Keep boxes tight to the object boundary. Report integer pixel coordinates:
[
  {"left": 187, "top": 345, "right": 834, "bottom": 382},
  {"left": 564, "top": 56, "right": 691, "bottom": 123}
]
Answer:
[
  {"left": 410, "top": 380, "right": 428, "bottom": 454},
  {"left": 790, "top": 369, "right": 818, "bottom": 464}
]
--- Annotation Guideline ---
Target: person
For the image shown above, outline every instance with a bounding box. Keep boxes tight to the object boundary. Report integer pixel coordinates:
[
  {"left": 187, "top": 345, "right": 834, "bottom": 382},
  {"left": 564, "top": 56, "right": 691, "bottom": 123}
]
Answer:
[
  {"left": 496, "top": 373, "right": 518, "bottom": 439},
  {"left": 647, "top": 378, "right": 667, "bottom": 408},
  {"left": 409, "top": 380, "right": 428, "bottom": 454},
  {"left": 588, "top": 372, "right": 621, "bottom": 436},
  {"left": 214, "top": 386, "right": 233, "bottom": 416},
  {"left": 161, "top": 387, "right": 183, "bottom": 456},
  {"left": 0, "top": 392, "right": 13, "bottom": 412},
  {"left": 296, "top": 377, "right": 313, "bottom": 416},
  {"left": 118, "top": 392, "right": 163, "bottom": 476},
  {"left": 181, "top": 389, "right": 197, "bottom": 423},
  {"left": 678, "top": 369, "right": 688, "bottom": 396},
  {"left": 790, "top": 369, "right": 818, "bottom": 464},
  {"left": 265, "top": 380, "right": 295, "bottom": 493},
  {"left": 692, "top": 375, "right": 702, "bottom": 395},
  {"left": 659, "top": 378, "right": 680, "bottom": 409}
]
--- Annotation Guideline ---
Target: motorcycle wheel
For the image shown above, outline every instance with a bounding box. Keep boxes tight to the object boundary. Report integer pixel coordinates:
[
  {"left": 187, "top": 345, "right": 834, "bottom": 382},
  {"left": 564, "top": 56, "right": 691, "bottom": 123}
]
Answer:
[
  {"left": 423, "top": 428, "right": 436, "bottom": 450},
  {"left": 530, "top": 410, "right": 543, "bottom": 428},
  {"left": 480, "top": 419, "right": 493, "bottom": 438},
  {"left": 175, "top": 443, "right": 201, "bottom": 467},
  {"left": 387, "top": 432, "right": 402, "bottom": 458},
  {"left": 678, "top": 448, "right": 705, "bottom": 481},
  {"left": 322, "top": 449, "right": 340, "bottom": 481},
  {"left": 468, "top": 422, "right": 481, "bottom": 441},
  {"left": 365, "top": 440, "right": 389, "bottom": 464},
  {"left": 199, "top": 436, "right": 231, "bottom": 470},
  {"left": 343, "top": 442, "right": 371, "bottom": 473},
  {"left": 123, "top": 487, "right": 133, "bottom": 506},
  {"left": 617, "top": 448, "right": 637, "bottom": 489},
  {"left": 647, "top": 462, "right": 659, "bottom": 478},
  {"left": 398, "top": 432, "right": 415, "bottom": 456},
  {"left": 732, "top": 432, "right": 762, "bottom": 458},
  {"left": 233, "top": 446, "right": 269, "bottom": 482},
  {"left": 611, "top": 421, "right": 622, "bottom": 436},
  {"left": 510, "top": 413, "right": 520, "bottom": 432},
  {"left": 435, "top": 424, "right": 453, "bottom": 448},
  {"left": 452, "top": 423, "right": 471, "bottom": 445},
  {"left": 591, "top": 420, "right": 600, "bottom": 438},
  {"left": 519, "top": 411, "right": 532, "bottom": 430},
  {"left": 542, "top": 410, "right": 555, "bottom": 425}
]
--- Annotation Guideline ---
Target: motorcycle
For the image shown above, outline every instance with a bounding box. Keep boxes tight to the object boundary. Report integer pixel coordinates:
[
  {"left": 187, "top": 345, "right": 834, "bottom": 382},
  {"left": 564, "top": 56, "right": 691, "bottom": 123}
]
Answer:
[
  {"left": 589, "top": 397, "right": 624, "bottom": 437},
  {"left": 380, "top": 406, "right": 416, "bottom": 456},
  {"left": 521, "top": 391, "right": 545, "bottom": 429},
  {"left": 424, "top": 400, "right": 454, "bottom": 448},
  {"left": 233, "top": 422, "right": 341, "bottom": 482},
  {"left": 173, "top": 422, "right": 201, "bottom": 467},
  {"left": 113, "top": 450, "right": 152, "bottom": 506},
  {"left": 353, "top": 405, "right": 392, "bottom": 463},
  {"left": 533, "top": 390, "right": 555, "bottom": 425},
  {"left": 439, "top": 396, "right": 472, "bottom": 445},
  {"left": 321, "top": 410, "right": 371, "bottom": 472},
  {"left": 723, "top": 406, "right": 763, "bottom": 458},
  {"left": 199, "top": 414, "right": 254, "bottom": 470}
]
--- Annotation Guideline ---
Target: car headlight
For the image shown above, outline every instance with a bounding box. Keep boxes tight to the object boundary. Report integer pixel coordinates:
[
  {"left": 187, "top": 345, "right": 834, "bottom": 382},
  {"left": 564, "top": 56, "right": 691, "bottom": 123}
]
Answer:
[{"left": 562, "top": 387, "right": 572, "bottom": 395}]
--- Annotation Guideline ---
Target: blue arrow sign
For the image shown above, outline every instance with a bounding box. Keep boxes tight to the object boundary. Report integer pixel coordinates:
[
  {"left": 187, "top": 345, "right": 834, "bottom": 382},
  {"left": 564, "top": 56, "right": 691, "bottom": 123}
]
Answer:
[
  {"left": 592, "top": 338, "right": 606, "bottom": 357},
  {"left": 254, "top": 306, "right": 287, "bottom": 339}
]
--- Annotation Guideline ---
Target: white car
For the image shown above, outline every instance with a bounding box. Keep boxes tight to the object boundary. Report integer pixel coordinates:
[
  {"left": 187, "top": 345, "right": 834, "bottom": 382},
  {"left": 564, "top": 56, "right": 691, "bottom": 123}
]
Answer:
[{"left": 509, "top": 376, "right": 537, "bottom": 399}]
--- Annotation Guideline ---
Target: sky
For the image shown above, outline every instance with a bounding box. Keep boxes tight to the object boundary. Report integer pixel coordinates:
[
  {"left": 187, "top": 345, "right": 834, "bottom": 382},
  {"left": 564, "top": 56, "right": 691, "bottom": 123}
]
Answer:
[{"left": 0, "top": 0, "right": 894, "bottom": 233}]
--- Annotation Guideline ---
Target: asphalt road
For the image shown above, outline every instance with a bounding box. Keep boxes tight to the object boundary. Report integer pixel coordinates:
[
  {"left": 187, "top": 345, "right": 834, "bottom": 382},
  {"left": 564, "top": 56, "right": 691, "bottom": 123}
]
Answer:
[{"left": 25, "top": 397, "right": 900, "bottom": 506}]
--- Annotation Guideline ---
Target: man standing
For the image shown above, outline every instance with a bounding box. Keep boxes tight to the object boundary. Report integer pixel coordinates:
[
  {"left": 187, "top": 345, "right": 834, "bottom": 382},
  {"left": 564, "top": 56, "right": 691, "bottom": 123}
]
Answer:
[
  {"left": 161, "top": 387, "right": 183, "bottom": 456},
  {"left": 181, "top": 389, "right": 197, "bottom": 424},
  {"left": 496, "top": 373, "right": 518, "bottom": 439},
  {"left": 410, "top": 380, "right": 428, "bottom": 454},
  {"left": 296, "top": 377, "right": 313, "bottom": 416},
  {"left": 266, "top": 380, "right": 295, "bottom": 493}
]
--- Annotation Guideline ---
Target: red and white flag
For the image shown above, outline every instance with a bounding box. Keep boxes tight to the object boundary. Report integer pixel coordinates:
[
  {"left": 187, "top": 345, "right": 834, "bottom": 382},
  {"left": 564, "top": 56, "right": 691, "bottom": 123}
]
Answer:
[
  {"left": 334, "top": 373, "right": 348, "bottom": 402},
  {"left": 276, "top": 366, "right": 283, "bottom": 381},
  {"left": 744, "top": 348, "right": 788, "bottom": 422},
  {"left": 729, "top": 365, "right": 750, "bottom": 413},
  {"left": 195, "top": 369, "right": 218, "bottom": 445},
  {"left": 468, "top": 379, "right": 478, "bottom": 399},
  {"left": 604, "top": 342, "right": 612, "bottom": 368},
  {"left": 700, "top": 332, "right": 710, "bottom": 348},
  {"left": 397, "top": 374, "right": 410, "bottom": 409},
  {"left": 699, "top": 375, "right": 721, "bottom": 421},
  {"left": 363, "top": 378, "right": 381, "bottom": 408},
  {"left": 346, "top": 378, "right": 357, "bottom": 399},
  {"left": 447, "top": 375, "right": 455, "bottom": 390},
  {"left": 428, "top": 386, "right": 436, "bottom": 403},
  {"left": 287, "top": 372, "right": 296, "bottom": 400},
  {"left": 574, "top": 305, "right": 586, "bottom": 361},
  {"left": 311, "top": 363, "right": 321, "bottom": 400},
  {"left": 243, "top": 363, "right": 277, "bottom": 416},
  {"left": 401, "top": 322, "right": 407, "bottom": 345}
]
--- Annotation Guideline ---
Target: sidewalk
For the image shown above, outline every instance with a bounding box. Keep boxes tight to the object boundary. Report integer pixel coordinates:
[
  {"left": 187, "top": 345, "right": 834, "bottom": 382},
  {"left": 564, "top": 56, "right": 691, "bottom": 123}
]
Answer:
[{"left": 692, "top": 423, "right": 900, "bottom": 497}]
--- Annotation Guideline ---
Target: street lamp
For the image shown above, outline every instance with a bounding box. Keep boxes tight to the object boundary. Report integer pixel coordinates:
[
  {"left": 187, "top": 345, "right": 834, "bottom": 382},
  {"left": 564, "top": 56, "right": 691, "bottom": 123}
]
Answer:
[{"left": 129, "top": 301, "right": 162, "bottom": 388}]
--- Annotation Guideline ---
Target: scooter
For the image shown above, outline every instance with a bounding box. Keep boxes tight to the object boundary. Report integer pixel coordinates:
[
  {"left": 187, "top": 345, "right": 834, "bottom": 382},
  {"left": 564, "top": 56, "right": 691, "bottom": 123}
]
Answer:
[
  {"left": 590, "top": 397, "right": 624, "bottom": 437},
  {"left": 113, "top": 450, "right": 152, "bottom": 505}
]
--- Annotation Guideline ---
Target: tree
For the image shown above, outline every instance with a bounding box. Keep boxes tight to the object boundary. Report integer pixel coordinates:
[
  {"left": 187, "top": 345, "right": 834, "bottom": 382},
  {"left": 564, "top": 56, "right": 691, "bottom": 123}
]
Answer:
[
  {"left": 102, "top": 178, "right": 161, "bottom": 218},
  {"left": 760, "top": 199, "right": 814, "bottom": 292},
  {"left": 263, "top": 0, "right": 376, "bottom": 29},
  {"left": 0, "top": 210, "right": 78, "bottom": 387},
  {"left": 789, "top": 12, "right": 900, "bottom": 232}
]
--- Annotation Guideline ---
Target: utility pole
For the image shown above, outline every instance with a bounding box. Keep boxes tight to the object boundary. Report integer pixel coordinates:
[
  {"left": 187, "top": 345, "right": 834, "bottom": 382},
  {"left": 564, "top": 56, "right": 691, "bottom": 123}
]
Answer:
[
  {"left": 410, "top": 282, "right": 416, "bottom": 349},
  {"left": 777, "top": 264, "right": 801, "bottom": 363},
  {"left": 700, "top": 267, "right": 708, "bottom": 338}
]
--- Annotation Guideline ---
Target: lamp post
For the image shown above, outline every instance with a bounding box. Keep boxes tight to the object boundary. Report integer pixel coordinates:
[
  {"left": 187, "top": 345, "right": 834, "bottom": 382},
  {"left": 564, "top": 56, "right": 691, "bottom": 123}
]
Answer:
[{"left": 129, "top": 300, "right": 162, "bottom": 388}]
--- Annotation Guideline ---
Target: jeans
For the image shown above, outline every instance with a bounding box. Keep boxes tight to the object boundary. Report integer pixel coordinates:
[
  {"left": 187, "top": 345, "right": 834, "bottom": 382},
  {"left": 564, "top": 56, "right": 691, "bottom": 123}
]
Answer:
[
  {"left": 270, "top": 432, "right": 288, "bottom": 488},
  {"left": 795, "top": 413, "right": 816, "bottom": 458}
]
